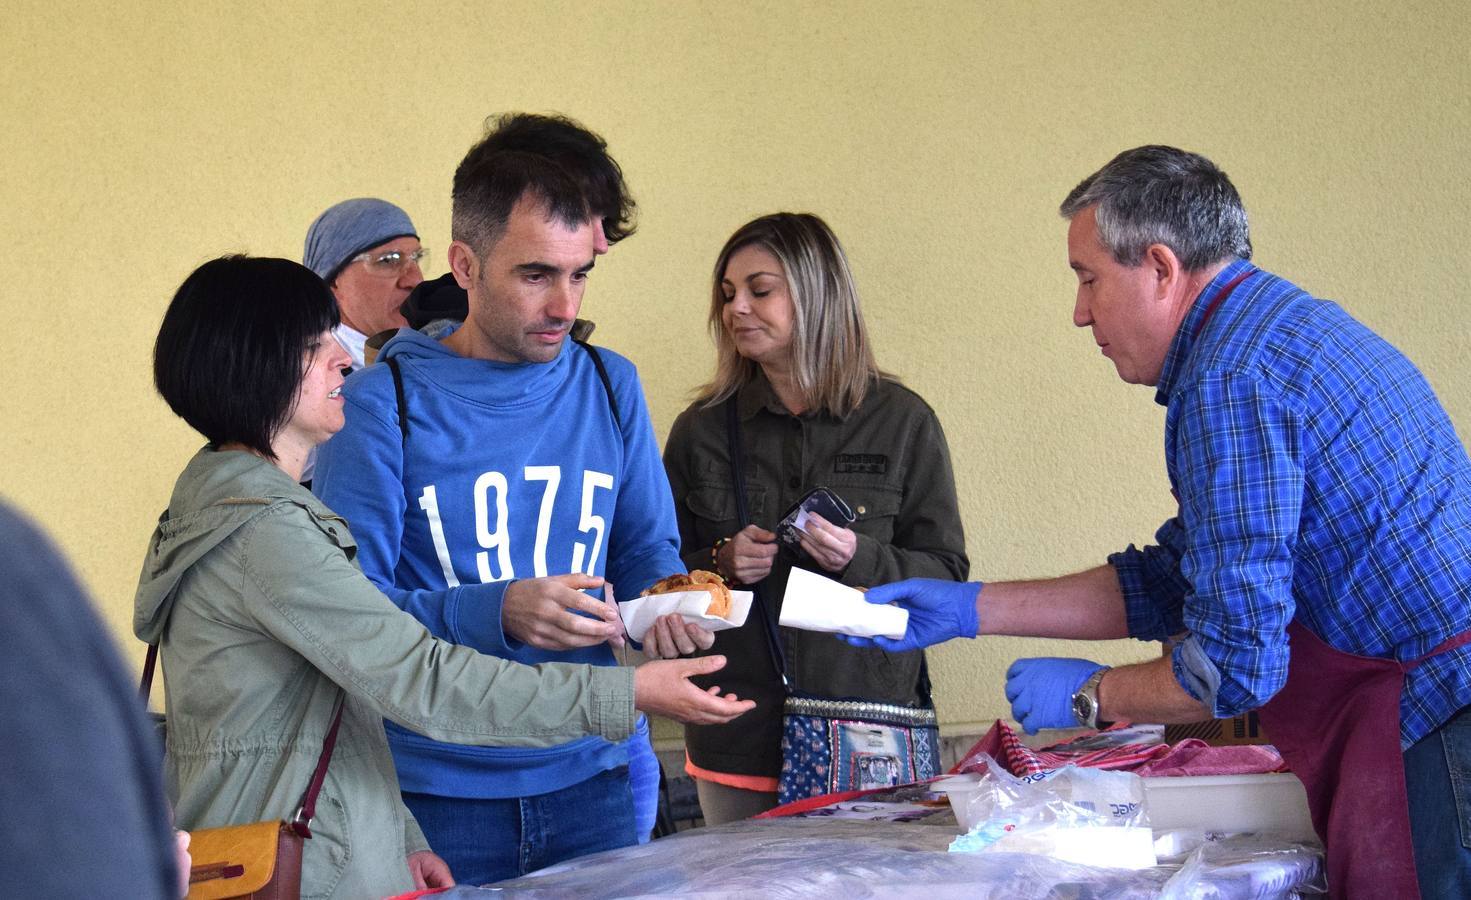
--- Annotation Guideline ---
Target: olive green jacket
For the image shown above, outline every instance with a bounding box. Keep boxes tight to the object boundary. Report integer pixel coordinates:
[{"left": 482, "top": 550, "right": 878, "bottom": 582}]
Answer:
[
  {"left": 134, "top": 448, "right": 634, "bottom": 897},
  {"left": 666, "top": 375, "right": 969, "bottom": 777}
]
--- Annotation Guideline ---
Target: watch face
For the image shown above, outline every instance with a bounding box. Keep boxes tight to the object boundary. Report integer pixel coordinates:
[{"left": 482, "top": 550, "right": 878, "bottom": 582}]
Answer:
[{"left": 1072, "top": 692, "right": 1092, "bottom": 723}]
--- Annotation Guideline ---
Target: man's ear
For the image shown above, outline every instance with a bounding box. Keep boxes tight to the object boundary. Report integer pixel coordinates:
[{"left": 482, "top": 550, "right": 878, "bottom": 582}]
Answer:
[
  {"left": 1144, "top": 243, "right": 1183, "bottom": 300},
  {"left": 447, "top": 240, "right": 478, "bottom": 291}
]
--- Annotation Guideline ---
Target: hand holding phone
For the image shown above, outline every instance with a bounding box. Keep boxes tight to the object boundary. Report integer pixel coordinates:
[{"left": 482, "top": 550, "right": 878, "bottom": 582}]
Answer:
[
  {"left": 778, "top": 487, "right": 859, "bottom": 572},
  {"left": 777, "top": 487, "right": 855, "bottom": 547}
]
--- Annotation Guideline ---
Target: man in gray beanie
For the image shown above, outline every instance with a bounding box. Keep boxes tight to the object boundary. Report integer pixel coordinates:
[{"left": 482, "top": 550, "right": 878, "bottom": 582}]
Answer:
[{"left": 304, "top": 197, "right": 425, "bottom": 371}]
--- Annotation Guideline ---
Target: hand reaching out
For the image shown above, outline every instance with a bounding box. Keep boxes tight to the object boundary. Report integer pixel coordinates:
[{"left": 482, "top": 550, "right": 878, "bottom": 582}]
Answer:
[
  {"left": 839, "top": 578, "right": 983, "bottom": 652},
  {"left": 633, "top": 655, "right": 756, "bottom": 724}
]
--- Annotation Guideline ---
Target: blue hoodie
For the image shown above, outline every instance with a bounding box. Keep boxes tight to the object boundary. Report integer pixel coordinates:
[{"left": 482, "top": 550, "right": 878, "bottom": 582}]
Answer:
[{"left": 314, "top": 328, "right": 682, "bottom": 798}]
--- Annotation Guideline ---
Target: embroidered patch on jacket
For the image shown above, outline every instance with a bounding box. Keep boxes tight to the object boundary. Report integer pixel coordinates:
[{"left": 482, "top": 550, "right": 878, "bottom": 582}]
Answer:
[{"left": 833, "top": 453, "right": 888, "bottom": 475}]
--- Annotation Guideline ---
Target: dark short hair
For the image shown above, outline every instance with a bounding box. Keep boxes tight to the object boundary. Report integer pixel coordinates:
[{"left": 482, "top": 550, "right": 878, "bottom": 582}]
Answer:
[
  {"left": 1059, "top": 145, "right": 1252, "bottom": 270},
  {"left": 153, "top": 255, "right": 339, "bottom": 458},
  {"left": 460, "top": 112, "right": 635, "bottom": 244},
  {"left": 451, "top": 148, "right": 592, "bottom": 258}
]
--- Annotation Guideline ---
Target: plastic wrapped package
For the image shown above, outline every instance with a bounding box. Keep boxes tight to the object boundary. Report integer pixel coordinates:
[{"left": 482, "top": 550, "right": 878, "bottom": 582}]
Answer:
[
  {"left": 942, "top": 755, "right": 1155, "bottom": 869},
  {"left": 1158, "top": 832, "right": 1328, "bottom": 899},
  {"left": 428, "top": 816, "right": 1324, "bottom": 899}
]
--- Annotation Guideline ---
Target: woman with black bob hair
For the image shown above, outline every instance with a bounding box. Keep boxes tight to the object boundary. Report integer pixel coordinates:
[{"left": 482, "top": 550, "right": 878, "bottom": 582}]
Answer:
[{"left": 135, "top": 256, "right": 751, "bottom": 896}]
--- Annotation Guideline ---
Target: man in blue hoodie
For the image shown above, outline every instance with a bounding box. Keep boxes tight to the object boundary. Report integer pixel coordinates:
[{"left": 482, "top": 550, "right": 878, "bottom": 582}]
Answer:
[{"left": 314, "top": 124, "right": 699, "bottom": 884}]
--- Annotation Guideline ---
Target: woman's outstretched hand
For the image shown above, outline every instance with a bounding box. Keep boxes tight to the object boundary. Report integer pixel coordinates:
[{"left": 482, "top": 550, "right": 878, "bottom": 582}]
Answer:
[{"left": 633, "top": 655, "right": 756, "bottom": 724}]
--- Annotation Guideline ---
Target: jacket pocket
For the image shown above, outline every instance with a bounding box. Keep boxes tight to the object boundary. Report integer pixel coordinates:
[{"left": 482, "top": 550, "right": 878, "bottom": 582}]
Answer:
[
  {"left": 685, "top": 483, "right": 767, "bottom": 529},
  {"left": 841, "top": 485, "right": 903, "bottom": 545},
  {"left": 305, "top": 506, "right": 358, "bottom": 561},
  {"left": 301, "top": 788, "right": 350, "bottom": 899}
]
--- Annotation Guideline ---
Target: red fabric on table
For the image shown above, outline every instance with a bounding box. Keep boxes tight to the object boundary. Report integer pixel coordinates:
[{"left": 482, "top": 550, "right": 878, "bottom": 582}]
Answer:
[{"left": 951, "top": 720, "right": 1285, "bottom": 778}]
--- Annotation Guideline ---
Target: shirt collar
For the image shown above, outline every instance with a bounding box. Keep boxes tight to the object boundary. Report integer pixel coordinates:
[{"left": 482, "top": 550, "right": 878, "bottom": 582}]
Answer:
[
  {"left": 333, "top": 324, "right": 368, "bottom": 371},
  {"left": 1154, "top": 258, "right": 1256, "bottom": 406},
  {"left": 737, "top": 369, "right": 788, "bottom": 420}
]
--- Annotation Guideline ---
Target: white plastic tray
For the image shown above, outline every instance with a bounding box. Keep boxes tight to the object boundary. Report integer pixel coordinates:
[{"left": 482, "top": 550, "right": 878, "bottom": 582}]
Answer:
[{"left": 1143, "top": 773, "right": 1316, "bottom": 842}]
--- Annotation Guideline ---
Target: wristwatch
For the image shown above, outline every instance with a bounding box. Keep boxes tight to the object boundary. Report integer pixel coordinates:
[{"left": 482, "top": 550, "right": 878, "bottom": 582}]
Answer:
[{"left": 1070, "top": 667, "right": 1111, "bottom": 730}]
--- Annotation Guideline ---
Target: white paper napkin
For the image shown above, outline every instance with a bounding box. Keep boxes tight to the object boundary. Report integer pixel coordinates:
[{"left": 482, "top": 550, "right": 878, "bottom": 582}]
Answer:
[
  {"left": 617, "top": 588, "right": 753, "bottom": 642},
  {"left": 778, "top": 567, "right": 908, "bottom": 639}
]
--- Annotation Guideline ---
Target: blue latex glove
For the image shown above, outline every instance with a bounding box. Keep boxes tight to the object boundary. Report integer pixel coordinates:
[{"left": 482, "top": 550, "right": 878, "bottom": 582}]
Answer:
[
  {"left": 1005, "top": 657, "right": 1106, "bottom": 735},
  {"left": 839, "top": 578, "right": 982, "bottom": 652}
]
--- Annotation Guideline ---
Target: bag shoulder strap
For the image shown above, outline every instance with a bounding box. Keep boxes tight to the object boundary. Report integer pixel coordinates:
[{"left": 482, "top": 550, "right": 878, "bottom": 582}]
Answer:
[
  {"left": 573, "top": 338, "right": 623, "bottom": 431},
  {"left": 384, "top": 356, "right": 409, "bottom": 442},
  {"left": 288, "top": 692, "right": 345, "bottom": 838},
  {"left": 724, "top": 395, "right": 790, "bottom": 690},
  {"left": 140, "top": 645, "right": 345, "bottom": 839}
]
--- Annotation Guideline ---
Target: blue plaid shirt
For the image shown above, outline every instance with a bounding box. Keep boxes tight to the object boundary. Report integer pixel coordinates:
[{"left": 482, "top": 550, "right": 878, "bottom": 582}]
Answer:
[{"left": 1110, "top": 259, "right": 1471, "bottom": 747}]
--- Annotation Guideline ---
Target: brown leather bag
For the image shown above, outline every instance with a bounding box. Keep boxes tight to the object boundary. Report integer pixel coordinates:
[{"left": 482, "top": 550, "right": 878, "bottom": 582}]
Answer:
[
  {"left": 186, "top": 821, "right": 302, "bottom": 900},
  {"left": 141, "top": 645, "right": 343, "bottom": 900}
]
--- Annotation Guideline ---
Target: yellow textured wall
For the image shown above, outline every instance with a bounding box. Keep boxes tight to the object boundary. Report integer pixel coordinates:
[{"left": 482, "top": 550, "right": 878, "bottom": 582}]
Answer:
[{"left": 3, "top": 1, "right": 1468, "bottom": 740}]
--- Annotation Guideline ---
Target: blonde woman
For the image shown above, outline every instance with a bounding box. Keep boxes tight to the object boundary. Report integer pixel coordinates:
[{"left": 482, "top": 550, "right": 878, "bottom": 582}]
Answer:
[{"left": 660, "top": 213, "right": 969, "bottom": 822}]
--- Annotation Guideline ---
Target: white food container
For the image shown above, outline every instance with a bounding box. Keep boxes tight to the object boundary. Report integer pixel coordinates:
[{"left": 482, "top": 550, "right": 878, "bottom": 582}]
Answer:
[
  {"left": 1142, "top": 773, "right": 1317, "bottom": 842},
  {"left": 939, "top": 771, "right": 1318, "bottom": 845}
]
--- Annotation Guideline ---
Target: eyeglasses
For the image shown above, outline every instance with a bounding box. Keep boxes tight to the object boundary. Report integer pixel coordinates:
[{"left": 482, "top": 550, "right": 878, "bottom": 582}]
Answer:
[{"left": 351, "top": 247, "right": 429, "bottom": 277}]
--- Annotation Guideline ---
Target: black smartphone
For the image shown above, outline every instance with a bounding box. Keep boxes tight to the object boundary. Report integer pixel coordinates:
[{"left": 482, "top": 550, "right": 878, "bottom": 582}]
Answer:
[{"left": 776, "top": 486, "right": 857, "bottom": 550}]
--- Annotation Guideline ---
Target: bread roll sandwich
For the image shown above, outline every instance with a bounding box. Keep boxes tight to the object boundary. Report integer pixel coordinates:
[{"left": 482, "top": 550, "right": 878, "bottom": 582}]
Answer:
[{"left": 641, "top": 570, "right": 733, "bottom": 618}]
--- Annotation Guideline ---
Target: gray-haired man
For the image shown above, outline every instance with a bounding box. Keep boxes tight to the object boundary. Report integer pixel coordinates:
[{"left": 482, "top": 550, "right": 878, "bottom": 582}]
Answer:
[
  {"left": 304, "top": 197, "right": 426, "bottom": 371},
  {"left": 853, "top": 145, "right": 1471, "bottom": 898}
]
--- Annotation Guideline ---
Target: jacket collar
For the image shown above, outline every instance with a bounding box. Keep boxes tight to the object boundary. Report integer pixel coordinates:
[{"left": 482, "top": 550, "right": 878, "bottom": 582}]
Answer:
[{"left": 737, "top": 369, "right": 791, "bottom": 421}]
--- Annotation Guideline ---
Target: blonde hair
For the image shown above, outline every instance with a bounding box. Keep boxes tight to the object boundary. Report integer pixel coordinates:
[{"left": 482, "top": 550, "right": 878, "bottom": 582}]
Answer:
[{"left": 696, "top": 213, "right": 886, "bottom": 417}]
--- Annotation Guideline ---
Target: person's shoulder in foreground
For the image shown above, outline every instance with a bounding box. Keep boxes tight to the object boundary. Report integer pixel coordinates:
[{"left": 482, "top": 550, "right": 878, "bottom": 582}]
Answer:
[{"left": 0, "top": 501, "right": 180, "bottom": 899}]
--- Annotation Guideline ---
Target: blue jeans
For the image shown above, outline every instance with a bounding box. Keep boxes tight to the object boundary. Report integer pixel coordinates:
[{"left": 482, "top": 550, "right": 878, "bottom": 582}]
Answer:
[
  {"left": 626, "top": 720, "right": 660, "bottom": 844},
  {"left": 403, "top": 765, "right": 636, "bottom": 886},
  {"left": 1405, "top": 703, "right": 1471, "bottom": 899}
]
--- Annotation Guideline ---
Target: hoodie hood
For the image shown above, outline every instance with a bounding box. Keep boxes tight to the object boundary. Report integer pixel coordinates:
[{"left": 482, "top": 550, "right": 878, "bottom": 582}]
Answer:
[
  {"left": 374, "top": 326, "right": 578, "bottom": 413},
  {"left": 133, "top": 447, "right": 327, "bottom": 644}
]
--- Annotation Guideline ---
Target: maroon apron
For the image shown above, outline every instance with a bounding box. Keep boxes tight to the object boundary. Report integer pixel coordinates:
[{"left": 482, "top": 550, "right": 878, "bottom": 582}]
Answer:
[
  {"left": 1181, "top": 267, "right": 1469, "bottom": 897},
  {"left": 1256, "top": 622, "right": 1471, "bottom": 898}
]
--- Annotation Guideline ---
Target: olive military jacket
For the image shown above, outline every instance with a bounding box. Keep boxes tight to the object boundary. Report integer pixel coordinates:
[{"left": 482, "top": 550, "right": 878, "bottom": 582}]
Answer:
[{"left": 664, "top": 375, "right": 968, "bottom": 777}]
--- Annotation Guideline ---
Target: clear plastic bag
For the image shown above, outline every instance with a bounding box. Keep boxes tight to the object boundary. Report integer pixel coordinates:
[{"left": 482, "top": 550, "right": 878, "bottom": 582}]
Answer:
[
  {"left": 436, "top": 815, "right": 1324, "bottom": 899},
  {"left": 944, "top": 754, "right": 1155, "bottom": 868}
]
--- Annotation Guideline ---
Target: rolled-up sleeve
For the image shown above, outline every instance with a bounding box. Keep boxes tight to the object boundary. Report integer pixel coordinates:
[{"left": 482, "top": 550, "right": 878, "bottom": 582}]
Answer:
[
  {"left": 1170, "top": 372, "right": 1304, "bottom": 716},
  {"left": 1109, "top": 517, "right": 1192, "bottom": 642}
]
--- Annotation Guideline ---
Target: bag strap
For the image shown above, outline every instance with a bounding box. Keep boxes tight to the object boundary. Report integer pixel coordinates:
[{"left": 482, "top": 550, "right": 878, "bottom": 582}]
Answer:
[
  {"left": 724, "top": 395, "right": 790, "bottom": 691},
  {"left": 140, "top": 644, "right": 346, "bottom": 839},
  {"left": 288, "top": 692, "right": 346, "bottom": 838},
  {"left": 573, "top": 338, "right": 623, "bottom": 431},
  {"left": 385, "top": 357, "right": 409, "bottom": 442}
]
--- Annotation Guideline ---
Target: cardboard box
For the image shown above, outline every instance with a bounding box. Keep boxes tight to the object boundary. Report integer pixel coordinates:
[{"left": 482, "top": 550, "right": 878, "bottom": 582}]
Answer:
[{"left": 1163, "top": 711, "right": 1270, "bottom": 746}]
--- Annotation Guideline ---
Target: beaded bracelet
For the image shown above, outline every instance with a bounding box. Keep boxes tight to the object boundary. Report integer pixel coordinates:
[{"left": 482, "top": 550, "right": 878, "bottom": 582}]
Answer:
[{"left": 711, "top": 536, "right": 733, "bottom": 582}]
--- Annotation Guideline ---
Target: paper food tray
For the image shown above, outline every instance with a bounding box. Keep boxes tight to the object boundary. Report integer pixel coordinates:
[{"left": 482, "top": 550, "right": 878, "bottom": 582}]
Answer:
[
  {"left": 618, "top": 589, "right": 753, "bottom": 642},
  {"left": 779, "top": 567, "right": 908, "bottom": 639}
]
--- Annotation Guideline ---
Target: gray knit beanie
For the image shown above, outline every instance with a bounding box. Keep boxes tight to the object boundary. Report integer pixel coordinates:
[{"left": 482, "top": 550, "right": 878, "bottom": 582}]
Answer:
[{"left": 303, "top": 198, "right": 418, "bottom": 282}]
